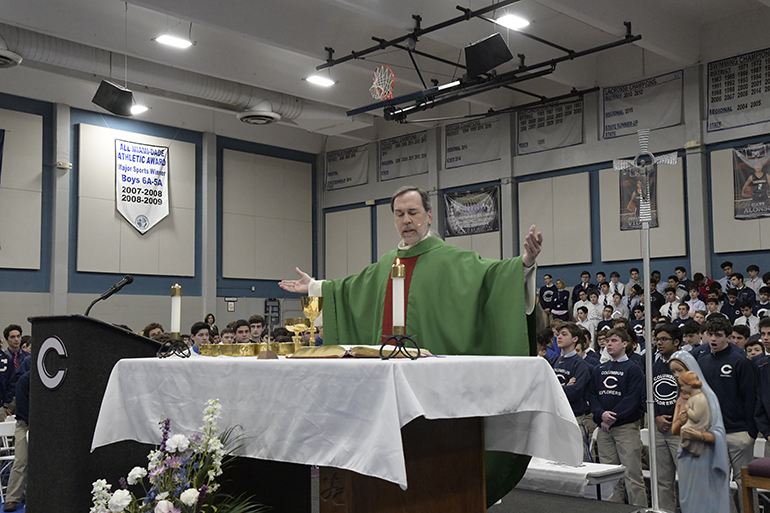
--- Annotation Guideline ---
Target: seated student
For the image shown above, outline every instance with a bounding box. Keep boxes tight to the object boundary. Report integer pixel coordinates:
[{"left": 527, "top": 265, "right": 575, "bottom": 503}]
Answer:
[
  {"left": 578, "top": 335, "right": 601, "bottom": 368},
  {"left": 652, "top": 270, "right": 667, "bottom": 294},
  {"left": 608, "top": 271, "right": 625, "bottom": 297},
  {"left": 572, "top": 270, "right": 597, "bottom": 305},
  {"left": 693, "top": 271, "right": 716, "bottom": 299},
  {"left": 686, "top": 285, "right": 707, "bottom": 313},
  {"left": 142, "top": 322, "right": 164, "bottom": 339},
  {"left": 706, "top": 298, "right": 728, "bottom": 320},
  {"left": 720, "top": 289, "right": 741, "bottom": 323},
  {"left": 692, "top": 309, "right": 707, "bottom": 324},
  {"left": 668, "top": 275, "right": 688, "bottom": 301},
  {"left": 673, "top": 303, "right": 694, "bottom": 328},
  {"left": 595, "top": 331, "right": 611, "bottom": 364},
  {"left": 544, "top": 324, "right": 561, "bottom": 360},
  {"left": 754, "top": 286, "right": 770, "bottom": 319},
  {"left": 551, "top": 322, "right": 593, "bottom": 461},
  {"left": 551, "top": 279, "right": 571, "bottom": 321},
  {"left": 588, "top": 327, "right": 648, "bottom": 507},
  {"left": 623, "top": 284, "right": 643, "bottom": 312},
  {"left": 629, "top": 306, "right": 645, "bottom": 349},
  {"left": 576, "top": 306, "right": 596, "bottom": 345},
  {"left": 596, "top": 271, "right": 607, "bottom": 289},
  {"left": 597, "top": 305, "right": 615, "bottom": 333},
  {"left": 586, "top": 291, "right": 604, "bottom": 328},
  {"left": 573, "top": 289, "right": 590, "bottom": 321},
  {"left": 718, "top": 261, "right": 734, "bottom": 292},
  {"left": 220, "top": 327, "right": 235, "bottom": 344},
  {"left": 647, "top": 282, "right": 666, "bottom": 315},
  {"left": 709, "top": 282, "right": 725, "bottom": 309},
  {"left": 657, "top": 287, "right": 680, "bottom": 321},
  {"left": 536, "top": 329, "right": 550, "bottom": 359},
  {"left": 730, "top": 325, "right": 751, "bottom": 352},
  {"left": 681, "top": 321, "right": 702, "bottom": 353},
  {"left": 734, "top": 301, "right": 760, "bottom": 336},
  {"left": 652, "top": 323, "right": 683, "bottom": 512},
  {"left": 761, "top": 317, "right": 770, "bottom": 357},
  {"left": 746, "top": 339, "right": 765, "bottom": 360},
  {"left": 747, "top": 264, "right": 763, "bottom": 295},
  {"left": 598, "top": 282, "right": 613, "bottom": 307},
  {"left": 731, "top": 272, "right": 757, "bottom": 306},
  {"left": 675, "top": 266, "right": 692, "bottom": 294},
  {"left": 764, "top": 271, "right": 770, "bottom": 289},
  {"left": 189, "top": 321, "right": 211, "bottom": 354},
  {"left": 611, "top": 292, "right": 630, "bottom": 320},
  {"left": 626, "top": 267, "right": 643, "bottom": 295}
]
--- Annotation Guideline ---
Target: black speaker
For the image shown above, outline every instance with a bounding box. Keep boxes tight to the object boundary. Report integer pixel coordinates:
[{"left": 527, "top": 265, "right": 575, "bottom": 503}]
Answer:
[
  {"left": 91, "top": 79, "right": 134, "bottom": 116},
  {"left": 464, "top": 33, "right": 513, "bottom": 78}
]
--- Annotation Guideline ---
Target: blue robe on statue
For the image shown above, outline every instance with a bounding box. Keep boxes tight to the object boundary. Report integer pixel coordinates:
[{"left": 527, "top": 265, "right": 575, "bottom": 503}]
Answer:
[{"left": 669, "top": 350, "right": 730, "bottom": 513}]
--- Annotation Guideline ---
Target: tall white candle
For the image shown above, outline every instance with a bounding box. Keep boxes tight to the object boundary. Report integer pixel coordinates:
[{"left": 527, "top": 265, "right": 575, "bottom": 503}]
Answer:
[
  {"left": 391, "top": 259, "right": 405, "bottom": 329},
  {"left": 170, "top": 284, "right": 182, "bottom": 335}
]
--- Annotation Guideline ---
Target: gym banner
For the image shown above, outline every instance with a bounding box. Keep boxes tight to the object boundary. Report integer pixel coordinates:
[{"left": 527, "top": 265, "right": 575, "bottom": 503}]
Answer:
[
  {"left": 707, "top": 48, "right": 770, "bottom": 132},
  {"left": 517, "top": 100, "right": 583, "bottom": 155},
  {"left": 733, "top": 143, "right": 770, "bottom": 220},
  {"left": 115, "top": 139, "right": 169, "bottom": 234},
  {"left": 444, "top": 186, "right": 500, "bottom": 237},
  {"left": 445, "top": 117, "right": 501, "bottom": 169},
  {"left": 326, "top": 144, "right": 369, "bottom": 191},
  {"left": 603, "top": 70, "right": 683, "bottom": 139},
  {"left": 620, "top": 165, "right": 659, "bottom": 231},
  {"left": 380, "top": 131, "right": 428, "bottom": 181}
]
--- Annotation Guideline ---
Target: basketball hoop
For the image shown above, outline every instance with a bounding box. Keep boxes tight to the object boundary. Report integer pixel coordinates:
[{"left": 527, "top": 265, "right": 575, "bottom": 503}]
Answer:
[{"left": 370, "top": 65, "right": 395, "bottom": 100}]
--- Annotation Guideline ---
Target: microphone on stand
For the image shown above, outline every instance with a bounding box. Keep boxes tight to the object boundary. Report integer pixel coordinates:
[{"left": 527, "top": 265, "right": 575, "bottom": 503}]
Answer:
[{"left": 85, "top": 275, "right": 134, "bottom": 316}]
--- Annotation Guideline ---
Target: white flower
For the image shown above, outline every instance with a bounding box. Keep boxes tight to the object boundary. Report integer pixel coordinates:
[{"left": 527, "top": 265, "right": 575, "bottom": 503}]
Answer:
[
  {"left": 147, "top": 450, "right": 162, "bottom": 470},
  {"left": 126, "top": 466, "right": 147, "bottom": 485},
  {"left": 154, "top": 500, "right": 176, "bottom": 513},
  {"left": 108, "top": 489, "right": 132, "bottom": 512},
  {"left": 156, "top": 492, "right": 169, "bottom": 500},
  {"left": 165, "top": 434, "right": 189, "bottom": 453},
  {"left": 180, "top": 488, "right": 200, "bottom": 507}
]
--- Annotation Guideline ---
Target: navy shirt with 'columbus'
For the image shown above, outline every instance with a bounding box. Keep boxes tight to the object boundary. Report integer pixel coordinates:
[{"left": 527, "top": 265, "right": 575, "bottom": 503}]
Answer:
[
  {"left": 697, "top": 344, "right": 758, "bottom": 437},
  {"left": 652, "top": 357, "right": 678, "bottom": 418},
  {"left": 588, "top": 355, "right": 645, "bottom": 427},
  {"left": 551, "top": 350, "right": 591, "bottom": 417}
]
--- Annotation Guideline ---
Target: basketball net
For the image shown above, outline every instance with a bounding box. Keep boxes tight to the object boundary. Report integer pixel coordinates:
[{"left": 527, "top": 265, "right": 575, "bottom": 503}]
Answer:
[{"left": 370, "top": 65, "right": 395, "bottom": 100}]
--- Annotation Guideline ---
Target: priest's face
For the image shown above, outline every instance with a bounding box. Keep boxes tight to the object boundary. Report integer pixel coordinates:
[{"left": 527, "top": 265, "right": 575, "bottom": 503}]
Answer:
[{"left": 393, "top": 191, "right": 433, "bottom": 245}]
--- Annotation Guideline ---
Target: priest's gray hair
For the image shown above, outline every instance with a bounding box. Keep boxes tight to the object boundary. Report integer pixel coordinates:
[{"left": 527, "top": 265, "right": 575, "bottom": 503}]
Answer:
[{"left": 390, "top": 186, "right": 432, "bottom": 213}]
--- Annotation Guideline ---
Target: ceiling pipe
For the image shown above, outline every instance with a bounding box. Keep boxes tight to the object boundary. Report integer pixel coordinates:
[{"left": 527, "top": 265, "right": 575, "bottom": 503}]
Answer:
[{"left": 0, "top": 22, "right": 373, "bottom": 135}]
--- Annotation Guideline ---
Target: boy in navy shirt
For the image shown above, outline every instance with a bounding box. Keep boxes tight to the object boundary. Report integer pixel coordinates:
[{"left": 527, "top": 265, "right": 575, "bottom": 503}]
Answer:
[
  {"left": 697, "top": 316, "right": 757, "bottom": 512},
  {"left": 551, "top": 322, "right": 593, "bottom": 460},
  {"left": 754, "top": 286, "right": 770, "bottom": 318},
  {"left": 597, "top": 306, "right": 615, "bottom": 333},
  {"left": 652, "top": 323, "right": 682, "bottom": 513},
  {"left": 588, "top": 327, "right": 647, "bottom": 506},
  {"left": 721, "top": 289, "right": 741, "bottom": 323}
]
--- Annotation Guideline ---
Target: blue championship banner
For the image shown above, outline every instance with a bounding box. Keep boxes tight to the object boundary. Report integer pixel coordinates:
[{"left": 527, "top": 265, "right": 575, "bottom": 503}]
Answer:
[
  {"left": 707, "top": 48, "right": 770, "bottom": 132},
  {"left": 115, "top": 139, "right": 169, "bottom": 234},
  {"left": 444, "top": 186, "right": 500, "bottom": 237},
  {"left": 733, "top": 143, "right": 770, "bottom": 220}
]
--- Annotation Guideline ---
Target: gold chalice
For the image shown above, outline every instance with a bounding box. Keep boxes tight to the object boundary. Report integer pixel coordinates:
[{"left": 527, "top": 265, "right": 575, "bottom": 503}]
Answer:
[{"left": 301, "top": 297, "right": 323, "bottom": 347}]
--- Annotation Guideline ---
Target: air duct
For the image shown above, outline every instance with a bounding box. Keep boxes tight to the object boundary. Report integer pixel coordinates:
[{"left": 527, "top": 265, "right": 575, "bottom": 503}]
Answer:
[
  {"left": 0, "top": 34, "right": 22, "bottom": 68},
  {"left": 0, "top": 23, "right": 372, "bottom": 135}
]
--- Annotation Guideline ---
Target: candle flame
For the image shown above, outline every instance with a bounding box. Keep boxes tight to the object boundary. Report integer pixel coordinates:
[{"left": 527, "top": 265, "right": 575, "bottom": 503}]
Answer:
[{"left": 396, "top": 258, "right": 400, "bottom": 265}]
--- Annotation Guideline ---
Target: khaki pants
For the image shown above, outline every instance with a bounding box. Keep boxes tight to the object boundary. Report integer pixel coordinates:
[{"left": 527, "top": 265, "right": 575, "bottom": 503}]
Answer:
[
  {"left": 597, "top": 421, "right": 648, "bottom": 507},
  {"left": 576, "top": 414, "right": 597, "bottom": 462},
  {"left": 6, "top": 419, "right": 28, "bottom": 504},
  {"left": 654, "top": 428, "right": 679, "bottom": 512},
  {"left": 725, "top": 431, "right": 754, "bottom": 513}
]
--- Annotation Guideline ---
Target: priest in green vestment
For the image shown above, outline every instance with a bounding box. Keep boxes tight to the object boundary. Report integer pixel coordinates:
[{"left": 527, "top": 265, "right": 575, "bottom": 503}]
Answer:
[{"left": 279, "top": 186, "right": 543, "bottom": 506}]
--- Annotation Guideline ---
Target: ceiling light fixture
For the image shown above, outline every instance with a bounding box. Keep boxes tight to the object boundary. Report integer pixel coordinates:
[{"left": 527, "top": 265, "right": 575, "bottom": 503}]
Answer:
[
  {"left": 494, "top": 14, "right": 530, "bottom": 30},
  {"left": 305, "top": 75, "right": 335, "bottom": 87},
  {"left": 155, "top": 34, "right": 193, "bottom": 49},
  {"left": 130, "top": 104, "right": 148, "bottom": 115}
]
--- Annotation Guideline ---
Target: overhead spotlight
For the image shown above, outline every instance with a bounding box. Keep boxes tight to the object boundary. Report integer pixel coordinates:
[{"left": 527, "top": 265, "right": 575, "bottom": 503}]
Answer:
[
  {"left": 91, "top": 80, "right": 135, "bottom": 117},
  {"left": 495, "top": 14, "right": 530, "bottom": 30},
  {"left": 154, "top": 34, "right": 193, "bottom": 49},
  {"left": 130, "top": 104, "right": 148, "bottom": 115},
  {"left": 305, "top": 75, "right": 335, "bottom": 87}
]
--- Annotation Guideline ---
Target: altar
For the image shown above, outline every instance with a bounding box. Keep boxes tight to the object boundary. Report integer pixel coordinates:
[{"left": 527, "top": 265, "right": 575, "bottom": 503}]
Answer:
[{"left": 92, "top": 353, "right": 582, "bottom": 511}]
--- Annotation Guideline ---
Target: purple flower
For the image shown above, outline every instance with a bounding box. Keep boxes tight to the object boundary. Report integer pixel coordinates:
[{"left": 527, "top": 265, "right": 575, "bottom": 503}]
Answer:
[
  {"left": 119, "top": 477, "right": 128, "bottom": 490},
  {"left": 159, "top": 418, "right": 171, "bottom": 453},
  {"left": 167, "top": 456, "right": 183, "bottom": 470},
  {"left": 194, "top": 484, "right": 208, "bottom": 513}
]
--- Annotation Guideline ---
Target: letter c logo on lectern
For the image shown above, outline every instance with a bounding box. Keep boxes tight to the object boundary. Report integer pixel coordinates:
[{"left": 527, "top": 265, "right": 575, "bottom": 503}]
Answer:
[{"left": 37, "top": 336, "right": 68, "bottom": 390}]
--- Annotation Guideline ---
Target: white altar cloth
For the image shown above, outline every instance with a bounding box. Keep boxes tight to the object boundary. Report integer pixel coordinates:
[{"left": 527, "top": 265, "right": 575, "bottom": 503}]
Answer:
[{"left": 92, "top": 354, "right": 581, "bottom": 489}]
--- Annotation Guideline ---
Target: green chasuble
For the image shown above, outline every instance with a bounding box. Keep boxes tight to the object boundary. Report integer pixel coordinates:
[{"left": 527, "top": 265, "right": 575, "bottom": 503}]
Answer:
[{"left": 321, "top": 235, "right": 537, "bottom": 506}]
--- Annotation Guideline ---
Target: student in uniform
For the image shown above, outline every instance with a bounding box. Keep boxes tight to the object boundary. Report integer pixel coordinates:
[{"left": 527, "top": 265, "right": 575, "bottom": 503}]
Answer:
[
  {"left": 753, "top": 286, "right": 770, "bottom": 319},
  {"left": 551, "top": 278, "right": 571, "bottom": 321},
  {"left": 696, "top": 316, "right": 758, "bottom": 512},
  {"left": 652, "top": 323, "right": 683, "bottom": 513},
  {"left": 588, "top": 327, "right": 647, "bottom": 507},
  {"left": 729, "top": 325, "right": 751, "bottom": 352},
  {"left": 721, "top": 289, "right": 741, "bottom": 323},
  {"left": 734, "top": 301, "right": 759, "bottom": 337}
]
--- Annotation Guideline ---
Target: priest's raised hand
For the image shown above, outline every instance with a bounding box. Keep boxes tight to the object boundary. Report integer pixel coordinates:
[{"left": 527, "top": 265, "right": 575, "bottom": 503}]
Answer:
[{"left": 278, "top": 267, "right": 312, "bottom": 294}]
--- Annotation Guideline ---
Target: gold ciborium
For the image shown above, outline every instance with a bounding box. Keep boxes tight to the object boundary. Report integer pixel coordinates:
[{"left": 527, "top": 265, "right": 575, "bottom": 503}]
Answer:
[{"left": 301, "top": 297, "right": 323, "bottom": 347}]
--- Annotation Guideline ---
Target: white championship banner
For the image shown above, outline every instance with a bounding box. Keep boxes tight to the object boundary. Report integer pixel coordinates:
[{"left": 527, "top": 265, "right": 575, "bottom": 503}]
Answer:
[
  {"left": 517, "top": 100, "right": 583, "bottom": 155},
  {"left": 326, "top": 144, "right": 369, "bottom": 191},
  {"left": 602, "top": 70, "right": 683, "bottom": 139},
  {"left": 380, "top": 131, "right": 428, "bottom": 181},
  {"left": 707, "top": 48, "right": 770, "bottom": 132},
  {"left": 115, "top": 139, "right": 169, "bottom": 234},
  {"left": 445, "top": 117, "right": 501, "bottom": 169}
]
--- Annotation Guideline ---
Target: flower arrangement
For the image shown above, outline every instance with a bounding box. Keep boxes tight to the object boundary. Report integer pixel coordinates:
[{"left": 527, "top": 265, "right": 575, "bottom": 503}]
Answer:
[{"left": 90, "top": 399, "right": 269, "bottom": 513}]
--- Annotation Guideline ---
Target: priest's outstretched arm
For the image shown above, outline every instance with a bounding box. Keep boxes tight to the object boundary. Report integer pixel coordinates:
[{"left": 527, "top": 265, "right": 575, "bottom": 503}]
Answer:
[{"left": 278, "top": 225, "right": 543, "bottom": 315}]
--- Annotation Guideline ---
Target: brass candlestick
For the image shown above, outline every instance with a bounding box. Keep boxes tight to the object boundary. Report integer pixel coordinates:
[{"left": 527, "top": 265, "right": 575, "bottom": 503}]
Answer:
[{"left": 301, "top": 296, "right": 323, "bottom": 347}]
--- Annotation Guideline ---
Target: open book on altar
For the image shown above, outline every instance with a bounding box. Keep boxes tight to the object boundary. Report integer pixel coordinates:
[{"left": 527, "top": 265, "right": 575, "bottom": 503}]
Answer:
[{"left": 288, "top": 345, "right": 432, "bottom": 359}]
